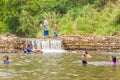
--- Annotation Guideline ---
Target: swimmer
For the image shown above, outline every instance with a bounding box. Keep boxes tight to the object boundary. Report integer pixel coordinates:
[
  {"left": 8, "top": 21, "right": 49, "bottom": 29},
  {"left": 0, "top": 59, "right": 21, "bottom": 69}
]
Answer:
[
  {"left": 110, "top": 56, "right": 116, "bottom": 66},
  {"left": 3, "top": 55, "right": 10, "bottom": 64},
  {"left": 81, "top": 51, "right": 91, "bottom": 64},
  {"left": 25, "top": 45, "right": 32, "bottom": 54},
  {"left": 25, "top": 45, "right": 43, "bottom": 54}
]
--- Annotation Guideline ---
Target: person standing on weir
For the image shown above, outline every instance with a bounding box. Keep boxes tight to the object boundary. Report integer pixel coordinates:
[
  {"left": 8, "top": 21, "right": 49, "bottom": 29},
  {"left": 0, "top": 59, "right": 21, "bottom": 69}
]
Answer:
[
  {"left": 42, "top": 17, "right": 49, "bottom": 38},
  {"left": 53, "top": 22, "right": 58, "bottom": 37}
]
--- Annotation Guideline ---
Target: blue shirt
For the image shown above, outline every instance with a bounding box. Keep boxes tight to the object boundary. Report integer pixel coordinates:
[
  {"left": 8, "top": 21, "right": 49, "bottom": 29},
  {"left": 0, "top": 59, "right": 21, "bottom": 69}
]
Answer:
[
  {"left": 26, "top": 48, "right": 32, "bottom": 54},
  {"left": 4, "top": 61, "right": 10, "bottom": 64},
  {"left": 26, "top": 48, "right": 32, "bottom": 52}
]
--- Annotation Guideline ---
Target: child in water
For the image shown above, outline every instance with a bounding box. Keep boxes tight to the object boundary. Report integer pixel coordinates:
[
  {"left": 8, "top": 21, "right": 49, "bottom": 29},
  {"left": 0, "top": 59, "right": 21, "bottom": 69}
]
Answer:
[
  {"left": 25, "top": 45, "right": 32, "bottom": 54},
  {"left": 81, "top": 51, "right": 91, "bottom": 64},
  {"left": 110, "top": 56, "right": 116, "bottom": 65},
  {"left": 3, "top": 55, "right": 10, "bottom": 64},
  {"left": 25, "top": 45, "right": 43, "bottom": 54}
]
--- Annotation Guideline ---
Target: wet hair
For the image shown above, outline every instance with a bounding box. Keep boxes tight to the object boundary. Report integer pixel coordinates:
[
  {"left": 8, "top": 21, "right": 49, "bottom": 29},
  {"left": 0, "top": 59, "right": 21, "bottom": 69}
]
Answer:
[
  {"left": 3, "top": 55, "right": 9, "bottom": 60},
  {"left": 112, "top": 56, "right": 116, "bottom": 62},
  {"left": 27, "top": 44, "right": 32, "bottom": 47},
  {"left": 27, "top": 45, "right": 30, "bottom": 47}
]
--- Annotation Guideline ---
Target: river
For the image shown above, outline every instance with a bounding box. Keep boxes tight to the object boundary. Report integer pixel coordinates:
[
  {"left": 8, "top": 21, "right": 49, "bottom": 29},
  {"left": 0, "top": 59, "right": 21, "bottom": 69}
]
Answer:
[{"left": 0, "top": 51, "right": 120, "bottom": 80}]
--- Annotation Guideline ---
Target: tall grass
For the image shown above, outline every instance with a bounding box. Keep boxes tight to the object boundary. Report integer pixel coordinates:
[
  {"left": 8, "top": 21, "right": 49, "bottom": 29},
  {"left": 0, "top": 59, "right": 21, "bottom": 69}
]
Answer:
[
  {"left": 36, "top": 0, "right": 120, "bottom": 37},
  {"left": 58, "top": 0, "right": 120, "bottom": 36}
]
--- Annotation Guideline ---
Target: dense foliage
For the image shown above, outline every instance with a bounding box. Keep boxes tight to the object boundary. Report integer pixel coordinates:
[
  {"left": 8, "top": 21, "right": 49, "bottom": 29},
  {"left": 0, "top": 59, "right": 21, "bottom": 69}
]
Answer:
[{"left": 0, "top": 0, "right": 120, "bottom": 37}]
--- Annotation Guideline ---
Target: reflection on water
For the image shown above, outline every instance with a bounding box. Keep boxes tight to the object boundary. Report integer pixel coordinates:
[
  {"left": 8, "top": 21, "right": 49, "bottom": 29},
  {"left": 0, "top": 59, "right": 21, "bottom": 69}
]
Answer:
[
  {"left": 89, "top": 61, "right": 109, "bottom": 66},
  {"left": 0, "top": 72, "right": 11, "bottom": 77},
  {"left": 0, "top": 51, "right": 120, "bottom": 80}
]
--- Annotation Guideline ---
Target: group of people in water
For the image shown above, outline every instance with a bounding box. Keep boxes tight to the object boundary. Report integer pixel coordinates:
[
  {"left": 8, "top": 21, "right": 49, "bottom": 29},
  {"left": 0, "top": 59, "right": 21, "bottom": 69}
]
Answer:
[
  {"left": 81, "top": 50, "right": 117, "bottom": 66},
  {"left": 2, "top": 44, "right": 42, "bottom": 65},
  {"left": 1, "top": 18, "right": 117, "bottom": 66},
  {"left": 2, "top": 50, "right": 117, "bottom": 66},
  {"left": 42, "top": 17, "right": 58, "bottom": 38}
]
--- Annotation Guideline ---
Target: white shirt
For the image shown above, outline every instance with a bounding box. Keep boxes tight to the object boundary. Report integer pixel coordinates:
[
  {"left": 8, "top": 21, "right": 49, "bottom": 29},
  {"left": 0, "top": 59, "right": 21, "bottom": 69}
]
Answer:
[{"left": 44, "top": 20, "right": 49, "bottom": 30}]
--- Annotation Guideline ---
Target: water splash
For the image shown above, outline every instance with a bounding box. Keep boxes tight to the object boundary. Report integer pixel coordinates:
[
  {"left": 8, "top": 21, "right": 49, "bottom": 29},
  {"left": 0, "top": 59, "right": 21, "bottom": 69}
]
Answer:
[{"left": 26, "top": 38, "right": 66, "bottom": 53}]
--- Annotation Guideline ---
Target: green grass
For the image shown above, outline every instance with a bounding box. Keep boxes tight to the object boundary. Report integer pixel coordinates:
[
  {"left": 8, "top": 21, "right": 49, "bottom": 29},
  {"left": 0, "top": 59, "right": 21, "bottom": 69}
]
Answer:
[
  {"left": 57, "top": 0, "right": 120, "bottom": 36},
  {"left": 1, "top": 0, "right": 120, "bottom": 37}
]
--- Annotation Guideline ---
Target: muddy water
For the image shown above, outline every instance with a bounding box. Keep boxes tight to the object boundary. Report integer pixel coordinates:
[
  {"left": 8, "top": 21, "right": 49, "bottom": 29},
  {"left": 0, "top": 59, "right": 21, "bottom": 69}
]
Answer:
[{"left": 0, "top": 51, "right": 120, "bottom": 80}]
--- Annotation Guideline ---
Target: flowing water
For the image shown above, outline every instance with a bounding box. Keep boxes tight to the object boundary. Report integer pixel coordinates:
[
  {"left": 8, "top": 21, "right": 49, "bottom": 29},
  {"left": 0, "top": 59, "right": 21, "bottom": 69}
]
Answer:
[
  {"left": 25, "top": 38, "right": 66, "bottom": 53},
  {"left": 0, "top": 51, "right": 120, "bottom": 80}
]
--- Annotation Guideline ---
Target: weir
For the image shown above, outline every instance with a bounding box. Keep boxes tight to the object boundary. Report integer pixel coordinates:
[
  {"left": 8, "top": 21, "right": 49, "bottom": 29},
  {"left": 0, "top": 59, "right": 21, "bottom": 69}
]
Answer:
[
  {"left": 1, "top": 35, "right": 120, "bottom": 53},
  {"left": 25, "top": 38, "right": 66, "bottom": 53}
]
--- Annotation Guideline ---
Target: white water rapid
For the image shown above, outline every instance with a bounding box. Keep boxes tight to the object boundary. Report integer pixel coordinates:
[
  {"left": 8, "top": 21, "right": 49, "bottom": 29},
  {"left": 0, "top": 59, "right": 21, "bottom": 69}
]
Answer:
[{"left": 25, "top": 38, "right": 66, "bottom": 53}]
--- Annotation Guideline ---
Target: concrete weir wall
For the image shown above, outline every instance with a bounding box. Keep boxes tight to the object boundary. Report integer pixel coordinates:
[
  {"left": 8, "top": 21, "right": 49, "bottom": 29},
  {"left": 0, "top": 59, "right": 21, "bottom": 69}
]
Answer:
[
  {"left": 1, "top": 34, "right": 120, "bottom": 53},
  {"left": 0, "top": 34, "right": 24, "bottom": 53},
  {"left": 61, "top": 35, "right": 120, "bottom": 51}
]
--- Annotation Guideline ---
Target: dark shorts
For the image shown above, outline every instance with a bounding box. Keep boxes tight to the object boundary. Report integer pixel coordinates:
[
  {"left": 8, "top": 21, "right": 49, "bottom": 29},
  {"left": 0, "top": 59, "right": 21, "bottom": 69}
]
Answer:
[
  {"left": 44, "top": 30, "right": 49, "bottom": 36},
  {"left": 54, "top": 31, "right": 58, "bottom": 37},
  {"left": 82, "top": 60, "right": 87, "bottom": 64}
]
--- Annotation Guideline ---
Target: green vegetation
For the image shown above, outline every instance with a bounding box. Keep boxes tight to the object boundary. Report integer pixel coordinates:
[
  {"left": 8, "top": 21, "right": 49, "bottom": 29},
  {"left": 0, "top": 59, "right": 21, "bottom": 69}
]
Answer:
[{"left": 0, "top": 0, "right": 120, "bottom": 37}]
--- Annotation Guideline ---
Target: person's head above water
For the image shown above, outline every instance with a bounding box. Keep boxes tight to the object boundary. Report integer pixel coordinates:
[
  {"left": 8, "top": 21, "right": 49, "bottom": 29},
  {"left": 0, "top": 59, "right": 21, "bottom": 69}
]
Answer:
[
  {"left": 83, "top": 50, "right": 88, "bottom": 55},
  {"left": 82, "top": 50, "right": 91, "bottom": 58},
  {"left": 3, "top": 55, "right": 10, "bottom": 64},
  {"left": 3, "top": 55, "right": 9, "bottom": 62},
  {"left": 27, "top": 44, "right": 32, "bottom": 48},
  {"left": 84, "top": 51, "right": 88, "bottom": 54},
  {"left": 110, "top": 56, "right": 116, "bottom": 66},
  {"left": 111, "top": 56, "right": 116, "bottom": 62}
]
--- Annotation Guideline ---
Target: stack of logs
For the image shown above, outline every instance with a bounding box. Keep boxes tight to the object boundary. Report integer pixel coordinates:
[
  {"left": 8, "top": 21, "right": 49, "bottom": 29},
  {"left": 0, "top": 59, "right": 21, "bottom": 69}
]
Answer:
[{"left": 61, "top": 35, "right": 120, "bottom": 50}]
